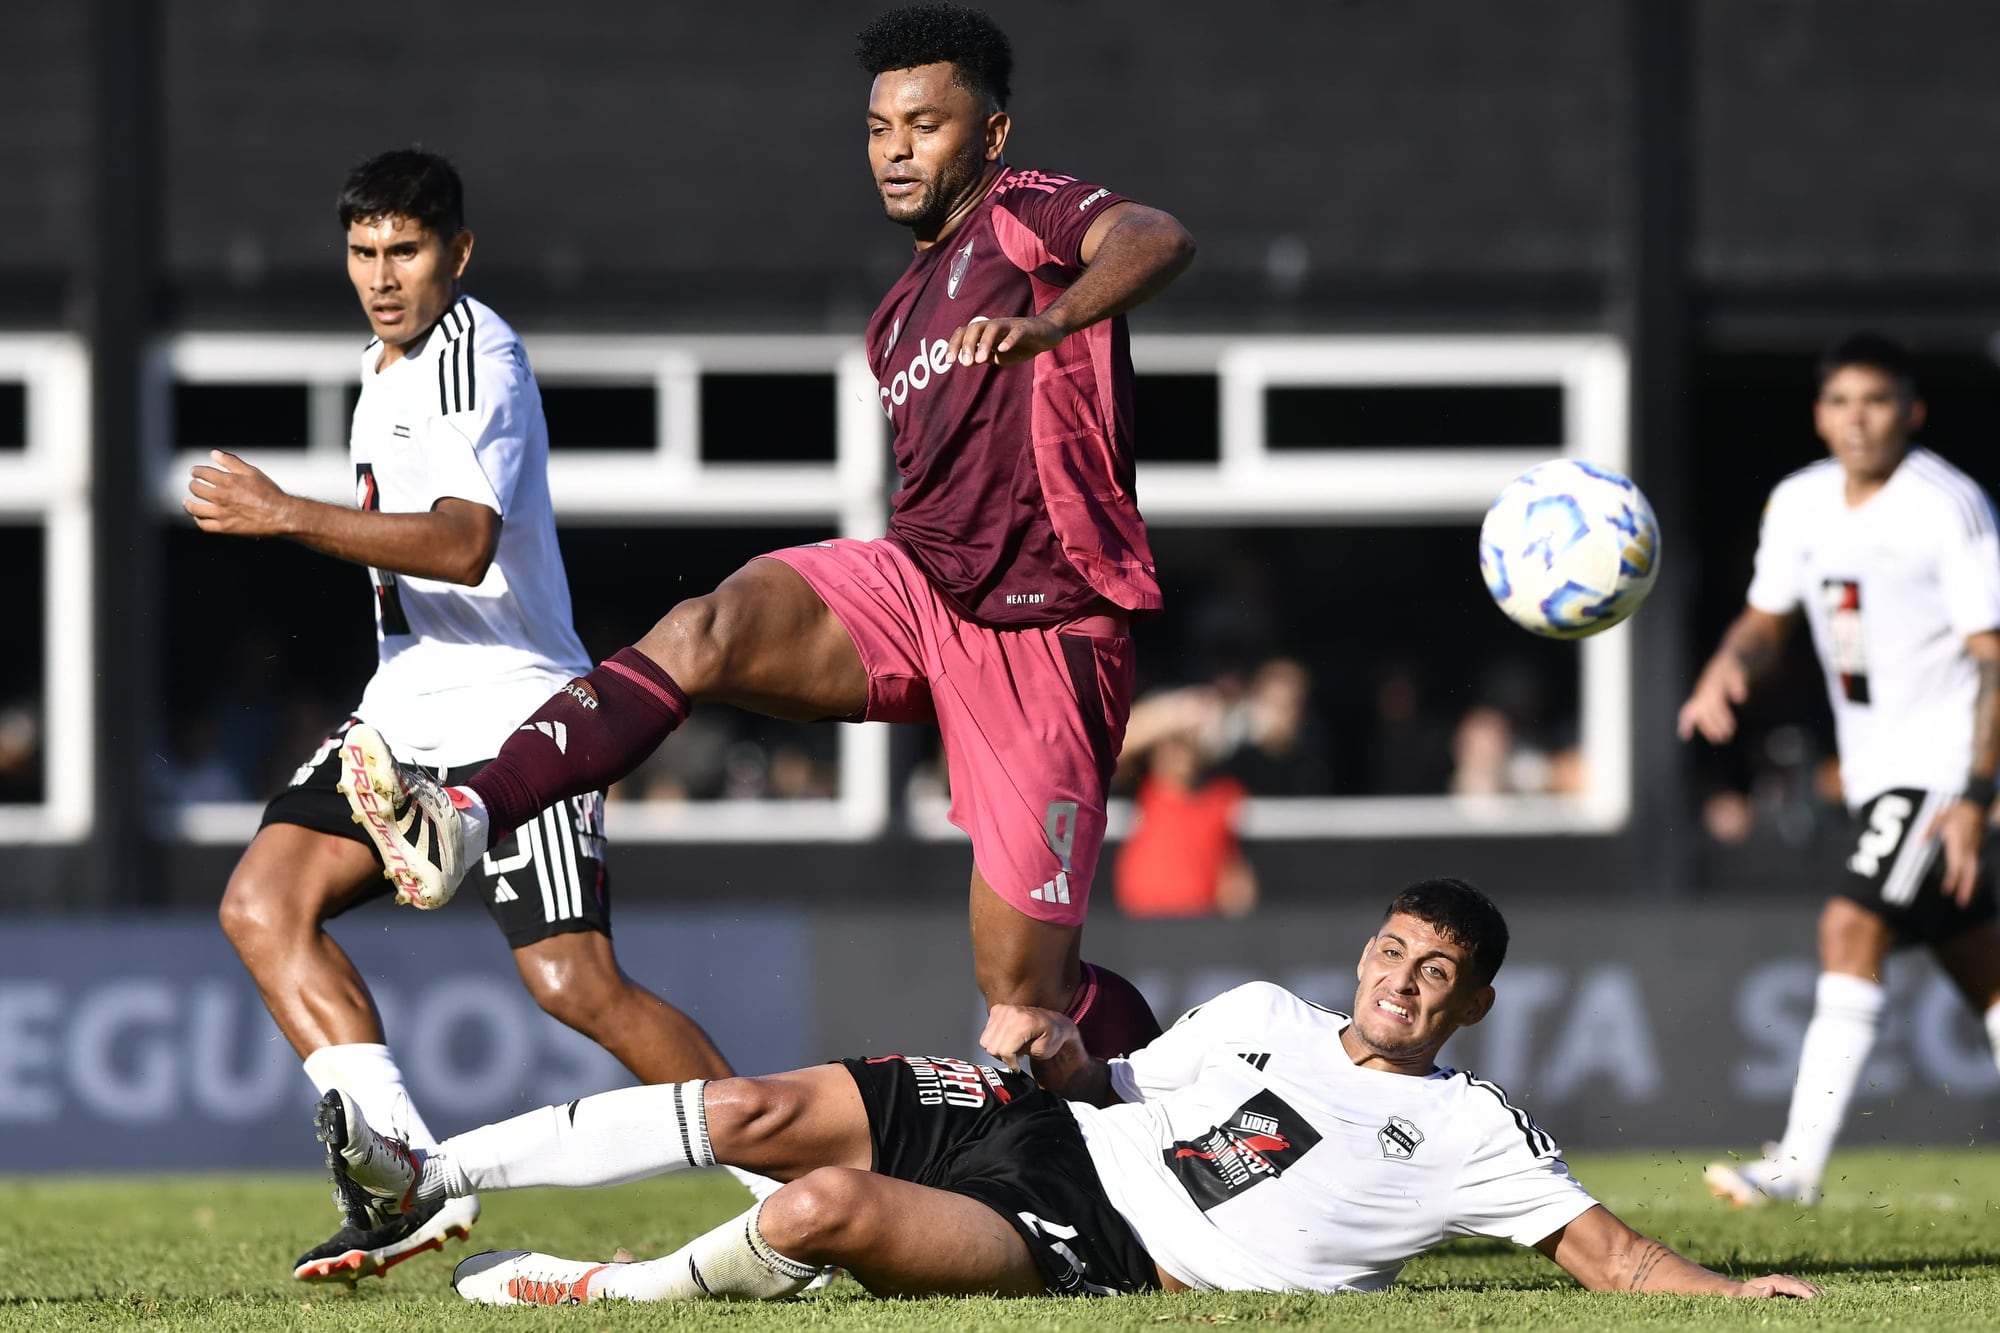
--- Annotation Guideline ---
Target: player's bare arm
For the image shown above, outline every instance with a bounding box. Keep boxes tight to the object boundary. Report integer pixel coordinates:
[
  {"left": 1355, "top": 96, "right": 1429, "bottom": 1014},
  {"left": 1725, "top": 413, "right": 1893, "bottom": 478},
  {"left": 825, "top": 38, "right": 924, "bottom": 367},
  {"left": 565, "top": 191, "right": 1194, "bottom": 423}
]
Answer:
[
  {"left": 948, "top": 202, "right": 1196, "bottom": 366},
  {"left": 1926, "top": 628, "right": 2000, "bottom": 903},
  {"left": 1535, "top": 1204, "right": 1818, "bottom": 1299},
  {"left": 185, "top": 449, "right": 500, "bottom": 586},
  {"left": 1677, "top": 605, "right": 1793, "bottom": 744},
  {"left": 978, "top": 1004, "right": 1118, "bottom": 1106}
]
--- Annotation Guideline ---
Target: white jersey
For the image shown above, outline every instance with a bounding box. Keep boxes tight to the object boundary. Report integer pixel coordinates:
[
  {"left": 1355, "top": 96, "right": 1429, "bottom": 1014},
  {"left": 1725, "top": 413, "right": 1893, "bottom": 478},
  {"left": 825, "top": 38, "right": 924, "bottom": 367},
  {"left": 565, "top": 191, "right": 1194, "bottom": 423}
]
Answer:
[
  {"left": 1069, "top": 982, "right": 1596, "bottom": 1292},
  {"left": 1745, "top": 447, "right": 2000, "bottom": 806},
  {"left": 349, "top": 295, "right": 589, "bottom": 766}
]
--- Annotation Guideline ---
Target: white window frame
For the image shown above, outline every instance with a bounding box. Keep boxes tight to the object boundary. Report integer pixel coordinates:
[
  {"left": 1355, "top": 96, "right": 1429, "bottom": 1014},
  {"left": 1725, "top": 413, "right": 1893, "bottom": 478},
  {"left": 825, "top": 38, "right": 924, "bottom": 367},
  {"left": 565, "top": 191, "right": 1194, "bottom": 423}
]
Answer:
[
  {"left": 0, "top": 335, "right": 93, "bottom": 842},
  {"left": 907, "top": 334, "right": 1635, "bottom": 840},
  {"left": 145, "top": 331, "right": 1632, "bottom": 846},
  {"left": 150, "top": 334, "right": 891, "bottom": 845}
]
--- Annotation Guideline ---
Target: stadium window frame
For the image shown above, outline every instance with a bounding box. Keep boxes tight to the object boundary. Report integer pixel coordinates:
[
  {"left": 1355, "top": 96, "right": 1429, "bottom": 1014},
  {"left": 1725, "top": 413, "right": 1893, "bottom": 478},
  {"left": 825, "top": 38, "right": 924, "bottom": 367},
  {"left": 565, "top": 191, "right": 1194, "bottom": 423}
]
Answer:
[
  {"left": 906, "top": 334, "right": 1636, "bottom": 841},
  {"left": 143, "top": 332, "right": 1631, "bottom": 847},
  {"left": 150, "top": 333, "right": 891, "bottom": 846},
  {"left": 0, "top": 335, "right": 93, "bottom": 842}
]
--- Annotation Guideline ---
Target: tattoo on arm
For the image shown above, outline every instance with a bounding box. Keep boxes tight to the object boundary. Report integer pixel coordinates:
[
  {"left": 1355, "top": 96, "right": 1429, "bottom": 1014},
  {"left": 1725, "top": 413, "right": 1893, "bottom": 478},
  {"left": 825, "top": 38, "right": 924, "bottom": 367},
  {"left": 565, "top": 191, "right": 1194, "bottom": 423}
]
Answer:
[
  {"left": 1971, "top": 656, "right": 2000, "bottom": 780},
  {"left": 1626, "top": 1240, "right": 1671, "bottom": 1291}
]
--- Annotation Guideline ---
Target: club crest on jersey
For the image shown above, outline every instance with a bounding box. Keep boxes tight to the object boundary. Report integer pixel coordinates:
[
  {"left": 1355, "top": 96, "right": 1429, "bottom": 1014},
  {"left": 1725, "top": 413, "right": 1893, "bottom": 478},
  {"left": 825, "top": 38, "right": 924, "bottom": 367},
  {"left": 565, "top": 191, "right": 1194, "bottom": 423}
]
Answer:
[
  {"left": 1377, "top": 1115, "right": 1425, "bottom": 1161},
  {"left": 1163, "top": 1089, "right": 1321, "bottom": 1212},
  {"left": 947, "top": 236, "right": 975, "bottom": 298}
]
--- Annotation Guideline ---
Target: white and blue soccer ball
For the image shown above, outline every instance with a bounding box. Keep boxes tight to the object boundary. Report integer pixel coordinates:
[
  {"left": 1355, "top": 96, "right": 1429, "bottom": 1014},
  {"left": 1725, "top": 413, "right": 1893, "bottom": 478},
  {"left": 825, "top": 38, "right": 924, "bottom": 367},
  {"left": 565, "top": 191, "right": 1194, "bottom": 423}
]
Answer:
[{"left": 1478, "top": 459, "right": 1660, "bottom": 639}]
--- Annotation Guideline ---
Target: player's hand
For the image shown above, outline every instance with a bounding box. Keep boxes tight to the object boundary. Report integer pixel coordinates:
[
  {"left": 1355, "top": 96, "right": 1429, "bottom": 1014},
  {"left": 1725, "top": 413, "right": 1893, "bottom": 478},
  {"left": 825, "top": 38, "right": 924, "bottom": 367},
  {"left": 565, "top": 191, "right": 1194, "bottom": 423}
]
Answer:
[
  {"left": 185, "top": 450, "right": 298, "bottom": 537},
  {"left": 1926, "top": 799, "right": 1986, "bottom": 906},
  {"left": 1734, "top": 1273, "right": 1819, "bottom": 1299},
  {"left": 1677, "top": 655, "right": 1750, "bottom": 744},
  {"left": 947, "top": 314, "right": 1066, "bottom": 367},
  {"left": 979, "top": 1004, "right": 1083, "bottom": 1077}
]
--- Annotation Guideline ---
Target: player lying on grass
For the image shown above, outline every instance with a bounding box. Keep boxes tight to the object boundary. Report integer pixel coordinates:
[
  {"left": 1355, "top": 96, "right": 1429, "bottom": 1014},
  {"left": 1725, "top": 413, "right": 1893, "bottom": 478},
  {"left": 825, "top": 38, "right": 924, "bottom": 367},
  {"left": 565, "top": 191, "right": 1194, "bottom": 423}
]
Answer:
[{"left": 316, "top": 878, "right": 1818, "bottom": 1304}]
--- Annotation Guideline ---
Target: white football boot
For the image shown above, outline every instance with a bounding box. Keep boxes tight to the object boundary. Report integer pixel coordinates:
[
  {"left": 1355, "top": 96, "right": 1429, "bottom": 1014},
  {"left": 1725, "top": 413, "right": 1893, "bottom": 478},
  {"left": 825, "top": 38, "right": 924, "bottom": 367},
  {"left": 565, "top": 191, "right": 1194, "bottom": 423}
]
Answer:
[
  {"left": 1704, "top": 1153, "right": 1819, "bottom": 1208},
  {"left": 335, "top": 723, "right": 466, "bottom": 909},
  {"left": 453, "top": 1250, "right": 622, "bottom": 1305}
]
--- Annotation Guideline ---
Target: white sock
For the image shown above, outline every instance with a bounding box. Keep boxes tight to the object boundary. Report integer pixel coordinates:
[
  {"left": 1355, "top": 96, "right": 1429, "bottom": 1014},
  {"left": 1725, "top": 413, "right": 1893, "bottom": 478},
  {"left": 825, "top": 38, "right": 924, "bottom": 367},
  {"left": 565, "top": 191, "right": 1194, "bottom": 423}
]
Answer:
[
  {"left": 1984, "top": 1001, "right": 2000, "bottom": 1078},
  {"left": 449, "top": 786, "right": 492, "bottom": 864},
  {"left": 725, "top": 1165, "right": 786, "bottom": 1202},
  {"left": 593, "top": 1201, "right": 818, "bottom": 1302},
  {"left": 1769, "top": 972, "right": 1884, "bottom": 1193},
  {"left": 415, "top": 1081, "right": 713, "bottom": 1202},
  {"left": 303, "top": 1043, "right": 439, "bottom": 1149}
]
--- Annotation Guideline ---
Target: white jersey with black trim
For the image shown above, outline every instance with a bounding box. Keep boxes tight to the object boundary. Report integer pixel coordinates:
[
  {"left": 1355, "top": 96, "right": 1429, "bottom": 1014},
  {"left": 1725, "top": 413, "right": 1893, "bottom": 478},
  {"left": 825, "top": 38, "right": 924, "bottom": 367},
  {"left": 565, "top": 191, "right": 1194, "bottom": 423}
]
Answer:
[
  {"left": 1744, "top": 446, "right": 2000, "bottom": 806},
  {"left": 349, "top": 295, "right": 589, "bottom": 766},
  {"left": 1067, "top": 982, "right": 1596, "bottom": 1293}
]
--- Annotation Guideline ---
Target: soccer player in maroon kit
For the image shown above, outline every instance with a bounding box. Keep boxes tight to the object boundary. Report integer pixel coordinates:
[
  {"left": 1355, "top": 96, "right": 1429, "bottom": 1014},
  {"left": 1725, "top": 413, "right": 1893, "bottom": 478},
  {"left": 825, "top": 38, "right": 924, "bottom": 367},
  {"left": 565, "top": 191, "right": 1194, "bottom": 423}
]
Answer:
[{"left": 338, "top": 4, "right": 1196, "bottom": 1057}]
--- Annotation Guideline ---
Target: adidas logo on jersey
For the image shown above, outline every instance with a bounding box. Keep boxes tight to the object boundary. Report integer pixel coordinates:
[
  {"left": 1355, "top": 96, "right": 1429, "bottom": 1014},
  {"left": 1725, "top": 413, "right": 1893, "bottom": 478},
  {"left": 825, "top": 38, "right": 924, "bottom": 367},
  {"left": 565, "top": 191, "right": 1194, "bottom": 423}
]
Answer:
[
  {"left": 1029, "top": 872, "right": 1072, "bottom": 906},
  {"left": 521, "top": 720, "right": 568, "bottom": 754},
  {"left": 1236, "top": 1052, "right": 1272, "bottom": 1071},
  {"left": 492, "top": 876, "right": 518, "bottom": 904}
]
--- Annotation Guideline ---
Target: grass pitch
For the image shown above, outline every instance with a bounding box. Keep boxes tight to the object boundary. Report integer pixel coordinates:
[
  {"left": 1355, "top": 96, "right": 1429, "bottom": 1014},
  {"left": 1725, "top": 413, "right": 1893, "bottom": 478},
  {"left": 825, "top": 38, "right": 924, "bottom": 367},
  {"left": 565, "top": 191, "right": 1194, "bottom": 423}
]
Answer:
[{"left": 4, "top": 1148, "right": 1998, "bottom": 1330}]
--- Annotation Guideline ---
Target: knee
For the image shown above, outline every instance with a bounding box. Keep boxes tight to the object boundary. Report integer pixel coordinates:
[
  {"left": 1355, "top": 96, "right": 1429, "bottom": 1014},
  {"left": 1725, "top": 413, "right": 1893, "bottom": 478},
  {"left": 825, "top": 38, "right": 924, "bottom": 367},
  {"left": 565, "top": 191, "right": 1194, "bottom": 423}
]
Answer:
[
  {"left": 218, "top": 864, "right": 302, "bottom": 951},
  {"left": 643, "top": 593, "right": 736, "bottom": 694},
  {"left": 521, "top": 950, "right": 627, "bottom": 1034},
  {"left": 757, "top": 1167, "right": 874, "bottom": 1258},
  {"left": 704, "top": 1075, "right": 811, "bottom": 1155},
  {"left": 975, "top": 955, "right": 1075, "bottom": 1013},
  {"left": 1816, "top": 901, "right": 1888, "bottom": 979}
]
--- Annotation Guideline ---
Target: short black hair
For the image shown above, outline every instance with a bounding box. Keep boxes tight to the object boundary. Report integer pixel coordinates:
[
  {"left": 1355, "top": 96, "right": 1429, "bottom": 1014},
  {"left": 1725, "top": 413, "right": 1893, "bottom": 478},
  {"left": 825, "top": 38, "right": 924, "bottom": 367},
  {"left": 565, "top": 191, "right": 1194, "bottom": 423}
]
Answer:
[
  {"left": 855, "top": 4, "right": 1013, "bottom": 110},
  {"left": 1383, "top": 878, "right": 1510, "bottom": 988},
  {"left": 1817, "top": 330, "right": 1918, "bottom": 398},
  {"left": 337, "top": 149, "right": 465, "bottom": 237}
]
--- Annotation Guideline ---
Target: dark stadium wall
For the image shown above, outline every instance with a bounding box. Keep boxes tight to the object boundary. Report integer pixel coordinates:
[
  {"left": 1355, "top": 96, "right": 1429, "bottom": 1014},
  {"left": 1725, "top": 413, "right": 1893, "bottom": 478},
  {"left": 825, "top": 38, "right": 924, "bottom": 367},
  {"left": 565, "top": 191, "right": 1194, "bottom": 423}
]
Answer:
[{"left": 12, "top": 2, "right": 2000, "bottom": 329}]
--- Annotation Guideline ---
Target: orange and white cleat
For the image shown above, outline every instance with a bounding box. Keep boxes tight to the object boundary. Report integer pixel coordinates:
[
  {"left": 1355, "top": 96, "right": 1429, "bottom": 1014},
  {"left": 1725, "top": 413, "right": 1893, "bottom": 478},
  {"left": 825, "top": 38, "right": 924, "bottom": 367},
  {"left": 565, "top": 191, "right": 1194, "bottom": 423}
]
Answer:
[{"left": 452, "top": 1250, "right": 619, "bottom": 1305}]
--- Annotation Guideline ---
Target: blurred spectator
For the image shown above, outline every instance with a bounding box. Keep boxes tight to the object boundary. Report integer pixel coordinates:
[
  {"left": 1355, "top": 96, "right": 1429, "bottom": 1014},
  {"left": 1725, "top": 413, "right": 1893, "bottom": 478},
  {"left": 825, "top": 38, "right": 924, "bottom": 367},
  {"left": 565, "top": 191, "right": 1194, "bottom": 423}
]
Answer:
[
  {"left": 1365, "top": 663, "right": 1454, "bottom": 794},
  {"left": 1446, "top": 703, "right": 1584, "bottom": 797},
  {"left": 1114, "top": 695, "right": 1256, "bottom": 919},
  {"left": 1216, "top": 658, "right": 1333, "bottom": 796},
  {"left": 0, "top": 703, "right": 41, "bottom": 803}
]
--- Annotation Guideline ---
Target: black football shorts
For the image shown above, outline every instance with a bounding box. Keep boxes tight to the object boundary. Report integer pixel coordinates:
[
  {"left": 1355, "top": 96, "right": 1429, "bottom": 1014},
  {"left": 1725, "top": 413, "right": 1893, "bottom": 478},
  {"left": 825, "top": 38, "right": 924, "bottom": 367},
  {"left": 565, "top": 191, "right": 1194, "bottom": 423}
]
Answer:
[
  {"left": 260, "top": 716, "right": 612, "bottom": 949},
  {"left": 1837, "top": 786, "right": 1997, "bottom": 947},
  {"left": 840, "top": 1054, "right": 1160, "bottom": 1296}
]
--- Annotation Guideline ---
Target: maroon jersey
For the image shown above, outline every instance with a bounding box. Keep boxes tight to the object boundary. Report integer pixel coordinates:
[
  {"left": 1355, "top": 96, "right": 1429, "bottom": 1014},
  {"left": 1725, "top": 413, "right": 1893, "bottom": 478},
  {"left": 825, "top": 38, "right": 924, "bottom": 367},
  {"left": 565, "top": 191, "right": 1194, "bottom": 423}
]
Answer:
[{"left": 867, "top": 167, "right": 1163, "bottom": 626}]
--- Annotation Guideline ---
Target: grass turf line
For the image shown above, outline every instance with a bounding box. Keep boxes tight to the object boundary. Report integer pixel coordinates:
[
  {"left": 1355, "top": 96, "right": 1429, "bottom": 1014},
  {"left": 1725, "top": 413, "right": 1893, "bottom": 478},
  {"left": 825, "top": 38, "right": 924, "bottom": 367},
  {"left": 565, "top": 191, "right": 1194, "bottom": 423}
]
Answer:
[{"left": 2, "top": 1148, "right": 1997, "bottom": 1330}]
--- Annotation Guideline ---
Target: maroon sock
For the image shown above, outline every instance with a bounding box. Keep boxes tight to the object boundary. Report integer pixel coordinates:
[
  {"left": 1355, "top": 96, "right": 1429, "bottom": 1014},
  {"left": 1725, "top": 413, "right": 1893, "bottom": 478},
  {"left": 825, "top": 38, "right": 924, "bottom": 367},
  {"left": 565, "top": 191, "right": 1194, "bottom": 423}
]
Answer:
[
  {"left": 467, "top": 647, "right": 689, "bottom": 837},
  {"left": 1066, "top": 961, "right": 1163, "bottom": 1059}
]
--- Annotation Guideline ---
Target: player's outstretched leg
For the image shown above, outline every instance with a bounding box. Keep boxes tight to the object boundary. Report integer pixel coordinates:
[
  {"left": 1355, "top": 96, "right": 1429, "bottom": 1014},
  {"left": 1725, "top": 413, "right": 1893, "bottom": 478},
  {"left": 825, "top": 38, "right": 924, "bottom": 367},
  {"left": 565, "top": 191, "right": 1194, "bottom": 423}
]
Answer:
[
  {"left": 450, "top": 561, "right": 868, "bottom": 858},
  {"left": 335, "top": 723, "right": 467, "bottom": 909},
  {"left": 452, "top": 1199, "right": 819, "bottom": 1305}
]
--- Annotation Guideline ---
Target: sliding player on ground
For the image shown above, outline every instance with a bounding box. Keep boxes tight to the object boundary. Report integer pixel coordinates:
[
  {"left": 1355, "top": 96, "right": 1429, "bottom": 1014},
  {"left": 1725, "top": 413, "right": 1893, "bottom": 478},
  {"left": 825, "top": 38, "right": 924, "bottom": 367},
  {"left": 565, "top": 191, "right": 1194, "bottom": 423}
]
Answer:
[
  {"left": 189, "top": 150, "right": 734, "bottom": 1283},
  {"left": 337, "top": 5, "right": 1196, "bottom": 1058},
  {"left": 317, "top": 879, "right": 1816, "bottom": 1304},
  {"left": 1681, "top": 333, "right": 2000, "bottom": 1206}
]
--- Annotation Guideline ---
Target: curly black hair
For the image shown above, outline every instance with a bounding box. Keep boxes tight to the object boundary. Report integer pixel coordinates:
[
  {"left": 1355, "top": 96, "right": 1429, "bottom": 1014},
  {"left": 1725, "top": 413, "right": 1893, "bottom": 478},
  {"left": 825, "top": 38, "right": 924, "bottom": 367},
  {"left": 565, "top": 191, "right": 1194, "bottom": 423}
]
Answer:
[
  {"left": 337, "top": 149, "right": 464, "bottom": 237},
  {"left": 855, "top": 4, "right": 1013, "bottom": 109},
  {"left": 1382, "top": 878, "right": 1510, "bottom": 988}
]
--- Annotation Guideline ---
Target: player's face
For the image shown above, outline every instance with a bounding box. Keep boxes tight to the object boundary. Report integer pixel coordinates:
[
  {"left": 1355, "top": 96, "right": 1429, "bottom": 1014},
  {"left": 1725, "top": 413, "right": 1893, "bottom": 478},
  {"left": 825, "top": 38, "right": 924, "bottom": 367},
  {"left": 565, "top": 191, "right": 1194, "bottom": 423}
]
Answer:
[
  {"left": 866, "top": 62, "right": 1009, "bottom": 244},
  {"left": 1815, "top": 364, "right": 1923, "bottom": 484},
  {"left": 346, "top": 214, "right": 475, "bottom": 364},
  {"left": 1345, "top": 913, "right": 1494, "bottom": 1071}
]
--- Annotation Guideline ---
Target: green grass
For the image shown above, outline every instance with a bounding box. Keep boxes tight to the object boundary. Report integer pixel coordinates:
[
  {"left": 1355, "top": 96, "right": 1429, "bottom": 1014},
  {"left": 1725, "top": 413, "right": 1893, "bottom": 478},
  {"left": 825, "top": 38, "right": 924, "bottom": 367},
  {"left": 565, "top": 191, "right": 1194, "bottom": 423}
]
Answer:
[{"left": 4, "top": 1149, "right": 1998, "bottom": 1330}]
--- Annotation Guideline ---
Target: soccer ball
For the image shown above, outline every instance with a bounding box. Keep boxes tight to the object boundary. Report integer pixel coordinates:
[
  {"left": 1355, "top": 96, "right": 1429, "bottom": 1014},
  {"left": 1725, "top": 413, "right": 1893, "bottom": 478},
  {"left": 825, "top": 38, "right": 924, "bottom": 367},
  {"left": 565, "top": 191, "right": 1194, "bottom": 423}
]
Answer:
[{"left": 1478, "top": 459, "right": 1660, "bottom": 639}]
